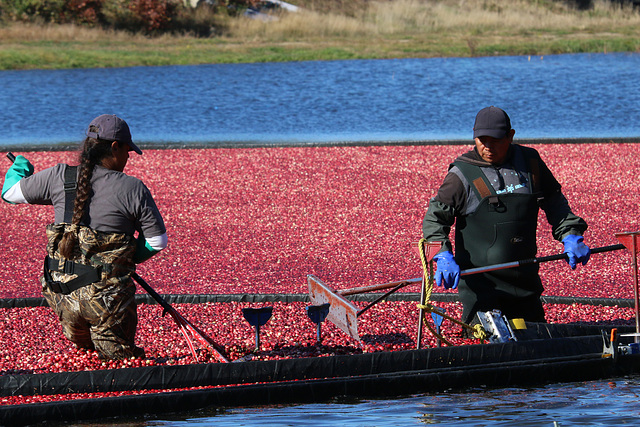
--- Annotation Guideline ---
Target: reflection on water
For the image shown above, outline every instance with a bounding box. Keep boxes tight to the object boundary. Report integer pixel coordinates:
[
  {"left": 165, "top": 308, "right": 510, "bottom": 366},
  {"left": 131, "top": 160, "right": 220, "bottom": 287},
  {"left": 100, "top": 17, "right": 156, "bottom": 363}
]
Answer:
[
  {"left": 1, "top": 53, "right": 640, "bottom": 148},
  {"left": 131, "top": 375, "right": 640, "bottom": 426},
  {"left": 416, "top": 379, "right": 635, "bottom": 426}
]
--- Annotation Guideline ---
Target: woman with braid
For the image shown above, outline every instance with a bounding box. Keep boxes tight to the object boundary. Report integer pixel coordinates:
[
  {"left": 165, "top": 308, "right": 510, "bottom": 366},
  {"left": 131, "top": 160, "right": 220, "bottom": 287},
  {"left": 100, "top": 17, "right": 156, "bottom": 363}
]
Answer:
[{"left": 2, "top": 114, "right": 167, "bottom": 359}]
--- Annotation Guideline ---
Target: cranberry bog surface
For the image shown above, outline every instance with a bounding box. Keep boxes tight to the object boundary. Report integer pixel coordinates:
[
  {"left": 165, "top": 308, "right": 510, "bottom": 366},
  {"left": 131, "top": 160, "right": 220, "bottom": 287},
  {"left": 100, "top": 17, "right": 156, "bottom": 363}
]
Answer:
[{"left": 1, "top": 143, "right": 639, "bottom": 423}]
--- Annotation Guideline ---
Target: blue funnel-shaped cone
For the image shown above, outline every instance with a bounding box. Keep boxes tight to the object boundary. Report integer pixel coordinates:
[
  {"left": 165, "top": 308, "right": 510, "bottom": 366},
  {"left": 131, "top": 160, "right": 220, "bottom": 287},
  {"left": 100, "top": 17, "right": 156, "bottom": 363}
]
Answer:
[{"left": 242, "top": 307, "right": 273, "bottom": 327}]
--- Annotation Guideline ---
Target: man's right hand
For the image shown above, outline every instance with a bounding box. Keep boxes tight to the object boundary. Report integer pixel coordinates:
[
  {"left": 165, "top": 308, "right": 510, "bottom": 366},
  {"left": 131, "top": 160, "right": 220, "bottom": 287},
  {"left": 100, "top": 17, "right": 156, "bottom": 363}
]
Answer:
[{"left": 433, "top": 251, "right": 460, "bottom": 290}]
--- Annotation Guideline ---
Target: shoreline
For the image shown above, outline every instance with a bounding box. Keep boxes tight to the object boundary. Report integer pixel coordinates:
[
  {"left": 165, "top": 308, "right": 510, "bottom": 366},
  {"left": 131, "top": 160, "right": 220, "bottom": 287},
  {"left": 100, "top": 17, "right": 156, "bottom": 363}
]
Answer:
[
  {"left": 2, "top": 136, "right": 639, "bottom": 153},
  {"left": 2, "top": 0, "right": 640, "bottom": 71}
]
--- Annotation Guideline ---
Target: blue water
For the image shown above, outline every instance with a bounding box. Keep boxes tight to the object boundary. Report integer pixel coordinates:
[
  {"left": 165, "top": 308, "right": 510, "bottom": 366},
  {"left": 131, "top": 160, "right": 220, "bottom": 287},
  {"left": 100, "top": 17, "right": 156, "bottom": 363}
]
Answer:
[
  {"left": 6, "top": 53, "right": 640, "bottom": 424},
  {"left": 1, "top": 53, "right": 640, "bottom": 148},
  {"left": 131, "top": 375, "right": 640, "bottom": 426}
]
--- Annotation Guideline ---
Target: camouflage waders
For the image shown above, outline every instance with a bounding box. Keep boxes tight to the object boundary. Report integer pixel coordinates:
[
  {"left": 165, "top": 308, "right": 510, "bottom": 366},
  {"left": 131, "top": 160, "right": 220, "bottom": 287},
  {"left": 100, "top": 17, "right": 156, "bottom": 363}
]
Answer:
[{"left": 41, "top": 223, "right": 144, "bottom": 359}]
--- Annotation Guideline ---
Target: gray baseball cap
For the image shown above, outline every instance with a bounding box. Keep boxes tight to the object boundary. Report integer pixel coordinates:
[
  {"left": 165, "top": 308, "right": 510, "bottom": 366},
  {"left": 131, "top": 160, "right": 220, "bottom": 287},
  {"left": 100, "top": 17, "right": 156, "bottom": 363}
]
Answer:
[{"left": 86, "top": 114, "right": 142, "bottom": 155}]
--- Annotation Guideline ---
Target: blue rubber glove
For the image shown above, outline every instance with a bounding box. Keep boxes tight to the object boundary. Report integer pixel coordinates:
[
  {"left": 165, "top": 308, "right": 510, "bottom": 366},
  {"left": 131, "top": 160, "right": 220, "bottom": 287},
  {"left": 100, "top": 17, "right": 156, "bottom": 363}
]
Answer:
[
  {"left": 433, "top": 251, "right": 460, "bottom": 290},
  {"left": 2, "top": 155, "right": 34, "bottom": 204},
  {"left": 562, "top": 234, "right": 591, "bottom": 270}
]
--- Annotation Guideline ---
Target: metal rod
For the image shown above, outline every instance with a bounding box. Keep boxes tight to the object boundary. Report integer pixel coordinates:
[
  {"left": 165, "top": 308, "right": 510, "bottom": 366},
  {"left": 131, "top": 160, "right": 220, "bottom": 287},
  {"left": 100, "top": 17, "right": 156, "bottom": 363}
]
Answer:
[
  {"left": 339, "top": 244, "right": 626, "bottom": 298},
  {"left": 338, "top": 278, "right": 421, "bottom": 296},
  {"left": 131, "top": 272, "right": 229, "bottom": 363},
  {"left": 416, "top": 276, "right": 426, "bottom": 350},
  {"left": 255, "top": 325, "right": 261, "bottom": 351},
  {"left": 131, "top": 272, "right": 173, "bottom": 313},
  {"left": 459, "top": 244, "right": 626, "bottom": 277},
  {"left": 356, "top": 281, "right": 411, "bottom": 317},
  {"left": 632, "top": 238, "right": 639, "bottom": 343}
]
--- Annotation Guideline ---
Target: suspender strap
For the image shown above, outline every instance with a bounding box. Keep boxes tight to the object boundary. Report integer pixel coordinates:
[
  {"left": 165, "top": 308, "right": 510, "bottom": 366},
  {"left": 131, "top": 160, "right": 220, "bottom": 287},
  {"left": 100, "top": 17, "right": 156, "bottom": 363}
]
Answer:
[
  {"left": 472, "top": 177, "right": 492, "bottom": 199},
  {"left": 44, "top": 166, "right": 102, "bottom": 295},
  {"left": 454, "top": 161, "right": 499, "bottom": 205},
  {"left": 44, "top": 255, "right": 102, "bottom": 295},
  {"left": 528, "top": 157, "right": 540, "bottom": 193},
  {"left": 63, "top": 165, "right": 78, "bottom": 223}
]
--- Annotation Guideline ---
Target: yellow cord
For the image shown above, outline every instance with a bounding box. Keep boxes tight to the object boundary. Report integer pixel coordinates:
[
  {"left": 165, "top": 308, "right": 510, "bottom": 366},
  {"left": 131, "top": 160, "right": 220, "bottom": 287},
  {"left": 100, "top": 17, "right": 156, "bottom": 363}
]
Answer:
[
  {"left": 417, "top": 239, "right": 487, "bottom": 345},
  {"left": 472, "top": 324, "right": 488, "bottom": 340}
]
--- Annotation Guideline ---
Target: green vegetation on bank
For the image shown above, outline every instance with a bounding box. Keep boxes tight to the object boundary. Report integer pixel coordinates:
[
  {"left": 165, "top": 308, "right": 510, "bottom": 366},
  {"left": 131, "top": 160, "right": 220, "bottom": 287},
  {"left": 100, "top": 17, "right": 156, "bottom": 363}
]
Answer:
[{"left": 1, "top": 0, "right": 640, "bottom": 70}]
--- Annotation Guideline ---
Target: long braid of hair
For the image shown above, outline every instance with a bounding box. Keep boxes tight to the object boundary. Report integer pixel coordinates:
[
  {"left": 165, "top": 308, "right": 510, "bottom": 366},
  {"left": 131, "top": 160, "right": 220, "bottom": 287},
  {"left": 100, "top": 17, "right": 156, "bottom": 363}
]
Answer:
[{"left": 58, "top": 137, "right": 114, "bottom": 259}]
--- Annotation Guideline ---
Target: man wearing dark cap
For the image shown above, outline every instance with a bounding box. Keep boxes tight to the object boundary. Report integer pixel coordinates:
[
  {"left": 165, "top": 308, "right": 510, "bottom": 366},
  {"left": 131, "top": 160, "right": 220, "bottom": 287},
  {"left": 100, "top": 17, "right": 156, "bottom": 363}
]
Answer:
[{"left": 422, "top": 106, "right": 591, "bottom": 326}]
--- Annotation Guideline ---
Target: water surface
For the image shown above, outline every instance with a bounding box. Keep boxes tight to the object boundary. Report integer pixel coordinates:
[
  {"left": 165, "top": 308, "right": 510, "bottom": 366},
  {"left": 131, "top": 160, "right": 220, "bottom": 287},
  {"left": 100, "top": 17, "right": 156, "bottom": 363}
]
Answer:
[
  {"left": 88, "top": 375, "right": 640, "bottom": 426},
  {"left": 1, "top": 53, "right": 639, "bottom": 148}
]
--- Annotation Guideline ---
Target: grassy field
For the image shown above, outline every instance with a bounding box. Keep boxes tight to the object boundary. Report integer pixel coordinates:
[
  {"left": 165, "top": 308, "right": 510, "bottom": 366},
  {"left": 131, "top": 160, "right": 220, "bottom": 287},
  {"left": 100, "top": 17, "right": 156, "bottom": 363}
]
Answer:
[{"left": 1, "top": 0, "right": 640, "bottom": 70}]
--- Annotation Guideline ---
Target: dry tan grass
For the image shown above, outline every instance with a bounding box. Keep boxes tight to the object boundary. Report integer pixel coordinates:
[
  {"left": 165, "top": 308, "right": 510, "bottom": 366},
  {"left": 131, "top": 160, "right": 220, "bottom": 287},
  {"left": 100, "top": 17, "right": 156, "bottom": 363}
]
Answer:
[
  {"left": 226, "top": 0, "right": 640, "bottom": 40},
  {"left": 1, "top": 0, "right": 639, "bottom": 42},
  {"left": 0, "top": 22, "right": 134, "bottom": 42},
  {"left": 418, "top": 0, "right": 640, "bottom": 31},
  {"left": 0, "top": 21, "right": 210, "bottom": 43}
]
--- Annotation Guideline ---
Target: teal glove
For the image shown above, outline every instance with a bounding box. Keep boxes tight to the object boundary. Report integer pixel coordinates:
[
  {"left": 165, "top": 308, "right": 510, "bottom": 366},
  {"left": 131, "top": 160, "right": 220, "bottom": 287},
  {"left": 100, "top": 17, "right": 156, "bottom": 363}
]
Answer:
[
  {"left": 562, "top": 234, "right": 591, "bottom": 270},
  {"left": 2, "top": 155, "right": 34, "bottom": 203},
  {"left": 133, "top": 236, "right": 160, "bottom": 264}
]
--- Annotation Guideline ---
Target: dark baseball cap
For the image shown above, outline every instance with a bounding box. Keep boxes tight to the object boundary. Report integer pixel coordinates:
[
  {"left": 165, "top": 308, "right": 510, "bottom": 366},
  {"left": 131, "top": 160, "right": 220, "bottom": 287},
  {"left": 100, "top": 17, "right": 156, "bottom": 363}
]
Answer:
[
  {"left": 473, "top": 106, "right": 511, "bottom": 139},
  {"left": 86, "top": 114, "right": 142, "bottom": 155}
]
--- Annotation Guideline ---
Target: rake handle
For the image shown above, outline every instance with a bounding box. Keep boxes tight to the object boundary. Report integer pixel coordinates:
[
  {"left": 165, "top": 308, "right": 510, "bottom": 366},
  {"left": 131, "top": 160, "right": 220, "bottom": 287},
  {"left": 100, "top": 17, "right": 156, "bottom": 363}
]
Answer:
[
  {"left": 131, "top": 272, "right": 174, "bottom": 313},
  {"left": 535, "top": 243, "right": 625, "bottom": 263},
  {"left": 338, "top": 278, "right": 422, "bottom": 296},
  {"left": 131, "top": 272, "right": 230, "bottom": 363},
  {"left": 460, "top": 243, "right": 626, "bottom": 276},
  {"left": 336, "top": 244, "right": 626, "bottom": 297}
]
